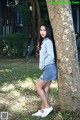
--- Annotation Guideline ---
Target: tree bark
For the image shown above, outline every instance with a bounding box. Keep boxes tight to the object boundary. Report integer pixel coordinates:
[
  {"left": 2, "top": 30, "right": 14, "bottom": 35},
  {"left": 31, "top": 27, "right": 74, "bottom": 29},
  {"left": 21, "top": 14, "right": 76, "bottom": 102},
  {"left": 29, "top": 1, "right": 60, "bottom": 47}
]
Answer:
[
  {"left": 33, "top": 0, "right": 41, "bottom": 55},
  {"left": 34, "top": 0, "right": 41, "bottom": 31},
  {"left": 27, "top": 0, "right": 36, "bottom": 55},
  {"left": 46, "top": 0, "right": 80, "bottom": 111},
  {"left": 28, "top": 0, "right": 41, "bottom": 56}
]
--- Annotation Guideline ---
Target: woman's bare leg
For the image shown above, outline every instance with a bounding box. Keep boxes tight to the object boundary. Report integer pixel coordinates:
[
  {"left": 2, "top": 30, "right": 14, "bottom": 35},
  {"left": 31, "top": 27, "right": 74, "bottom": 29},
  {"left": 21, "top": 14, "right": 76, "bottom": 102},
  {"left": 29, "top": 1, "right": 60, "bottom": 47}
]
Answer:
[
  {"left": 35, "top": 80, "right": 51, "bottom": 109},
  {"left": 41, "top": 81, "right": 51, "bottom": 110}
]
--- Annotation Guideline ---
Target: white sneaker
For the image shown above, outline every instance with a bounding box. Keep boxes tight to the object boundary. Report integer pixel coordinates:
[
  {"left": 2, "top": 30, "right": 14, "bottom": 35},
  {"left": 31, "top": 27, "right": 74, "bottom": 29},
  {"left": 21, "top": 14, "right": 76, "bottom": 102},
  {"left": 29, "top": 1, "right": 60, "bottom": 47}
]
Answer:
[
  {"left": 32, "top": 110, "right": 43, "bottom": 117},
  {"left": 41, "top": 106, "right": 53, "bottom": 117}
]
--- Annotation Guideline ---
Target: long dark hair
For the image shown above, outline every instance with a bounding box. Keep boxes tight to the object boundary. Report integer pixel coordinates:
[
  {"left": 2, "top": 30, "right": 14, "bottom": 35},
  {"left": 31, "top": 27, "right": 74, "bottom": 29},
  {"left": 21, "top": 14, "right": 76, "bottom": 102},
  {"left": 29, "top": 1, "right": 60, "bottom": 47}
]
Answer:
[
  {"left": 39, "top": 23, "right": 53, "bottom": 47},
  {"left": 36, "top": 23, "right": 57, "bottom": 62}
]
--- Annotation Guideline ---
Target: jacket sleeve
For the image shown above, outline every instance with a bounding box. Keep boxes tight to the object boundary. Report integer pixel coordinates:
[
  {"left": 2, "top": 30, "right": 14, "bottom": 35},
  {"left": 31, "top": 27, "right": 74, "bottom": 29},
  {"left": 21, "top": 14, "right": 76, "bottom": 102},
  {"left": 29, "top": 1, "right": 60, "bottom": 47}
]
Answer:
[
  {"left": 39, "top": 61, "right": 44, "bottom": 70},
  {"left": 45, "top": 40, "right": 55, "bottom": 64},
  {"left": 39, "top": 43, "right": 45, "bottom": 70},
  {"left": 39, "top": 49, "right": 45, "bottom": 70}
]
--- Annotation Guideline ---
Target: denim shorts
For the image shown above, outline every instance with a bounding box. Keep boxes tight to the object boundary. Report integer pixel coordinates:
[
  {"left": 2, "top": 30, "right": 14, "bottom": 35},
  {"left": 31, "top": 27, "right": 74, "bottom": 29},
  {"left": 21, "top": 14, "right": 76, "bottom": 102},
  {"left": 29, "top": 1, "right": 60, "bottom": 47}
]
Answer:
[{"left": 40, "top": 63, "right": 57, "bottom": 81}]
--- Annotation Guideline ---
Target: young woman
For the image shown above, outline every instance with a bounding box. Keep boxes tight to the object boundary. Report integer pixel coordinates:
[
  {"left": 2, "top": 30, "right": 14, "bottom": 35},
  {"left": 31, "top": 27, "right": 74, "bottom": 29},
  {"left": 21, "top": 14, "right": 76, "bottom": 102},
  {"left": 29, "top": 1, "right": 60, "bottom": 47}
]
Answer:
[{"left": 32, "top": 24, "right": 57, "bottom": 118}]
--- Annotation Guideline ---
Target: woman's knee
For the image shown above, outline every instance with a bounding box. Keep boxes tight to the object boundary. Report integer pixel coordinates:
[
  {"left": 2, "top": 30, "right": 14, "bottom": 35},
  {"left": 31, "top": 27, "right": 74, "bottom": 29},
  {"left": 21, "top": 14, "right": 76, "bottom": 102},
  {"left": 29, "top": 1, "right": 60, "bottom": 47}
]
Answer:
[
  {"left": 43, "top": 81, "right": 51, "bottom": 93},
  {"left": 35, "top": 84, "right": 40, "bottom": 91},
  {"left": 43, "top": 87, "right": 48, "bottom": 93},
  {"left": 35, "top": 80, "right": 47, "bottom": 91}
]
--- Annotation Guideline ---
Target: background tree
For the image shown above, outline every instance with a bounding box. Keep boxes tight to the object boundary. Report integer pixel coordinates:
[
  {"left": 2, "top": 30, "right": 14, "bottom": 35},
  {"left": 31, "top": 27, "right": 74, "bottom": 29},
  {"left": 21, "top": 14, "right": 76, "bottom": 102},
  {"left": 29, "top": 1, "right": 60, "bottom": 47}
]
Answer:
[
  {"left": 39, "top": 0, "right": 49, "bottom": 23},
  {"left": 27, "top": 0, "right": 41, "bottom": 56},
  {"left": 46, "top": 0, "right": 80, "bottom": 111}
]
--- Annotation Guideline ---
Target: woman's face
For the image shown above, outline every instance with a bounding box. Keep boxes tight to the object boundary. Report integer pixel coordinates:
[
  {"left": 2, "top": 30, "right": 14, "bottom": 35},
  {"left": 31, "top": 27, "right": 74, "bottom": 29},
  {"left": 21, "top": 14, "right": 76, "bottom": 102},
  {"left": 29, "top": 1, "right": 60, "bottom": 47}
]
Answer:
[{"left": 40, "top": 26, "right": 47, "bottom": 38}]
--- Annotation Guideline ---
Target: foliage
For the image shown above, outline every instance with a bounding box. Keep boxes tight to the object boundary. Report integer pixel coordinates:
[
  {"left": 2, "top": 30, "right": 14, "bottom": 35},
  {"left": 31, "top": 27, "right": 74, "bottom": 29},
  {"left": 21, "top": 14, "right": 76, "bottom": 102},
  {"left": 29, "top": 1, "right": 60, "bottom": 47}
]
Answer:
[
  {"left": 39, "top": 0, "right": 50, "bottom": 23},
  {"left": 15, "top": 3, "right": 32, "bottom": 36},
  {"left": 0, "top": 36, "right": 4, "bottom": 54},
  {"left": 4, "top": 32, "right": 27, "bottom": 58},
  {"left": 16, "top": 4, "right": 31, "bottom": 24}
]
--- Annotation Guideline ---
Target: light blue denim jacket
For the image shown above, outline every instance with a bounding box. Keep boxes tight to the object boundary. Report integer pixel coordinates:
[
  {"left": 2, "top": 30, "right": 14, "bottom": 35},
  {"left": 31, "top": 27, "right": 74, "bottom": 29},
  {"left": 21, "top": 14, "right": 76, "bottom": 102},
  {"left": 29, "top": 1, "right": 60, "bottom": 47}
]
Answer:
[{"left": 39, "top": 38, "right": 55, "bottom": 70}]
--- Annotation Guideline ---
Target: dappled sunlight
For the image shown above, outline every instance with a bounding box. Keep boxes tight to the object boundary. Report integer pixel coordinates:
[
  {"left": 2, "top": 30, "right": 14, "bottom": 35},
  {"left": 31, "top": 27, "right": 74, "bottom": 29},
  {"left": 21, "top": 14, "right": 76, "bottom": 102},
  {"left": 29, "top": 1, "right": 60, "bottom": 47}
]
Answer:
[
  {"left": 0, "top": 59, "right": 59, "bottom": 119},
  {"left": 0, "top": 77, "right": 40, "bottom": 113},
  {"left": 0, "top": 69, "right": 12, "bottom": 73},
  {"left": 0, "top": 79, "right": 58, "bottom": 113},
  {"left": 16, "top": 78, "right": 34, "bottom": 89},
  {"left": 51, "top": 81, "right": 58, "bottom": 89},
  {"left": 0, "top": 88, "right": 39, "bottom": 112},
  {"left": 12, "top": 67, "right": 18, "bottom": 70},
  {"left": 10, "top": 90, "right": 21, "bottom": 97},
  {"left": 11, "top": 96, "right": 27, "bottom": 111},
  {"left": 0, "top": 97, "right": 9, "bottom": 105},
  {"left": 1, "top": 84, "right": 15, "bottom": 92}
]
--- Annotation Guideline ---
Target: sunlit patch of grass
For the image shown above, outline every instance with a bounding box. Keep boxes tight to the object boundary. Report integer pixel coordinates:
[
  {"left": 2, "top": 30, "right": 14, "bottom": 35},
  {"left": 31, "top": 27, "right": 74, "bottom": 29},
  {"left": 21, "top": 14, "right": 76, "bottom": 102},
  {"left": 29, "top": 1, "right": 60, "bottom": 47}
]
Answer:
[
  {"left": 0, "top": 59, "right": 43, "bottom": 117},
  {"left": 1, "top": 84, "right": 15, "bottom": 92},
  {"left": 16, "top": 78, "right": 35, "bottom": 89},
  {"left": 0, "top": 59, "right": 42, "bottom": 85},
  {"left": 0, "top": 69, "right": 12, "bottom": 73}
]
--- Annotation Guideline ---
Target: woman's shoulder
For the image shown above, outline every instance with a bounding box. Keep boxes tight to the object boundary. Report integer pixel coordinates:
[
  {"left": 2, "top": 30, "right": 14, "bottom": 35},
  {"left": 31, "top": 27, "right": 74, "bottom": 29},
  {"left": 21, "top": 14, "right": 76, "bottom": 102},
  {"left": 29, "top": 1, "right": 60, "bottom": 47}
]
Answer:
[
  {"left": 44, "top": 37, "right": 51, "bottom": 41},
  {"left": 44, "top": 37, "right": 52, "bottom": 44}
]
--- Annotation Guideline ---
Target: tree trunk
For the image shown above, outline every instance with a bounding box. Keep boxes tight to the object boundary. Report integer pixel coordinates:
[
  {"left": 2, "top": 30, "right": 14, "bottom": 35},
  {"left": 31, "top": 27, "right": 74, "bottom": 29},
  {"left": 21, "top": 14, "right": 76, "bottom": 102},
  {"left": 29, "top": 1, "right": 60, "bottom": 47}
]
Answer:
[
  {"left": 34, "top": 0, "right": 41, "bottom": 56},
  {"left": 34, "top": 0, "right": 41, "bottom": 34},
  {"left": 46, "top": 0, "right": 80, "bottom": 111},
  {"left": 28, "top": 0, "right": 41, "bottom": 56},
  {"left": 27, "top": 0, "right": 37, "bottom": 56}
]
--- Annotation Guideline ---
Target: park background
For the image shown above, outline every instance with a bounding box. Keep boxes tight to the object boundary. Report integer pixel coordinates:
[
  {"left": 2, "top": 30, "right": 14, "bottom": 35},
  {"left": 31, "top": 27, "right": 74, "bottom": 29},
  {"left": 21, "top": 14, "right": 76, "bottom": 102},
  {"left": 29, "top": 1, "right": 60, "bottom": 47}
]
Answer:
[{"left": 0, "top": 0, "right": 80, "bottom": 120}]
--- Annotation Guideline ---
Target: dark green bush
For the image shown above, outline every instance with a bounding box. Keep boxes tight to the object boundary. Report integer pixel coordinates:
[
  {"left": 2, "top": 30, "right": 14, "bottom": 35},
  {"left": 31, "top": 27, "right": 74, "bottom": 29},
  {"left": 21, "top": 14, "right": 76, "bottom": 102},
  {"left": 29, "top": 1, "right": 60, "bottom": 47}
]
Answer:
[
  {"left": 0, "top": 36, "right": 4, "bottom": 55},
  {"left": 5, "top": 32, "right": 27, "bottom": 58}
]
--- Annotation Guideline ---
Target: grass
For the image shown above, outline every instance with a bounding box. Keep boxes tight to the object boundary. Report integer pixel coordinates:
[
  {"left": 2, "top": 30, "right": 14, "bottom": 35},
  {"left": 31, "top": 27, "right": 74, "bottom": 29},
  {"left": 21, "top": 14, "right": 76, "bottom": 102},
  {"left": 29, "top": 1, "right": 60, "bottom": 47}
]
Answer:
[{"left": 0, "top": 58, "right": 80, "bottom": 120}]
